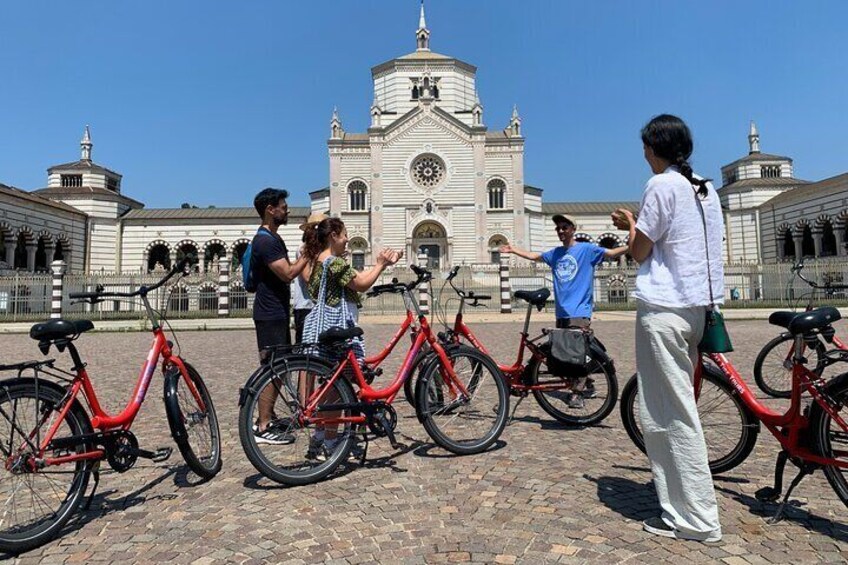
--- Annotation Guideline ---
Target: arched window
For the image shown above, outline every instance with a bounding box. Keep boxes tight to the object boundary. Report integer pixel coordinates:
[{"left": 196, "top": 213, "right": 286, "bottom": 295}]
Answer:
[
  {"left": 147, "top": 243, "right": 172, "bottom": 273},
  {"left": 821, "top": 221, "right": 837, "bottom": 257},
  {"left": 411, "top": 84, "right": 419, "bottom": 100},
  {"left": 487, "top": 179, "right": 506, "bottom": 210},
  {"left": 14, "top": 233, "right": 28, "bottom": 270},
  {"left": 34, "top": 238, "right": 48, "bottom": 272},
  {"left": 608, "top": 278, "right": 628, "bottom": 304},
  {"left": 198, "top": 284, "right": 218, "bottom": 312},
  {"left": 596, "top": 234, "right": 622, "bottom": 263},
  {"left": 204, "top": 241, "right": 227, "bottom": 272},
  {"left": 488, "top": 235, "right": 508, "bottom": 264},
  {"left": 782, "top": 230, "right": 794, "bottom": 260},
  {"left": 801, "top": 224, "right": 815, "bottom": 258},
  {"left": 176, "top": 241, "right": 200, "bottom": 272},
  {"left": 231, "top": 240, "right": 249, "bottom": 273},
  {"left": 348, "top": 180, "right": 367, "bottom": 212},
  {"left": 349, "top": 238, "right": 368, "bottom": 271},
  {"left": 53, "top": 240, "right": 64, "bottom": 262}
]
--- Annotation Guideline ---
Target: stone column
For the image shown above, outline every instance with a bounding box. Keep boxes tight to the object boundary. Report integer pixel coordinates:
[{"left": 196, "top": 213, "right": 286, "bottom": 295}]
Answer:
[
  {"left": 25, "top": 243, "right": 37, "bottom": 272},
  {"left": 5, "top": 242, "right": 15, "bottom": 266},
  {"left": 499, "top": 251, "right": 512, "bottom": 314},
  {"left": 218, "top": 261, "right": 229, "bottom": 318},
  {"left": 793, "top": 235, "right": 804, "bottom": 261},
  {"left": 812, "top": 228, "right": 823, "bottom": 258},
  {"left": 835, "top": 222, "right": 846, "bottom": 257},
  {"left": 417, "top": 252, "right": 429, "bottom": 315},
  {"left": 50, "top": 260, "right": 66, "bottom": 319}
]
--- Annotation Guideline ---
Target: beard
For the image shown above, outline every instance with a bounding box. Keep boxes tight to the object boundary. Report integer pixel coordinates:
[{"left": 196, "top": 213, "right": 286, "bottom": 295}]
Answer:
[{"left": 272, "top": 215, "right": 288, "bottom": 227}]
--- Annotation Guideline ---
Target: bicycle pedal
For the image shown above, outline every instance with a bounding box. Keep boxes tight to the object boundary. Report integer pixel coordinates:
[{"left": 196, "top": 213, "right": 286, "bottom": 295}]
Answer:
[
  {"left": 151, "top": 447, "right": 173, "bottom": 462},
  {"left": 755, "top": 486, "right": 781, "bottom": 502}
]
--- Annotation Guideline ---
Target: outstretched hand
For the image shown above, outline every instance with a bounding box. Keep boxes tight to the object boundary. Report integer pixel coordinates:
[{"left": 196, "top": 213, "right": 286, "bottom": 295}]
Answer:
[
  {"left": 377, "top": 248, "right": 403, "bottom": 266},
  {"left": 498, "top": 244, "right": 514, "bottom": 254}
]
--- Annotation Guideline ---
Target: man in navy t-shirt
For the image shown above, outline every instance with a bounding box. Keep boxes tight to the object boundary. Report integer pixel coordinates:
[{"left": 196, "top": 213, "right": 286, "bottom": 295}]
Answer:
[
  {"left": 250, "top": 188, "right": 309, "bottom": 444},
  {"left": 501, "top": 214, "right": 628, "bottom": 407}
]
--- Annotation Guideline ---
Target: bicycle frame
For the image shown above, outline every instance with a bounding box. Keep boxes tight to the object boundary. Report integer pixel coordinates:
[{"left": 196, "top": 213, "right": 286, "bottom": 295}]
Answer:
[
  {"left": 34, "top": 285, "right": 205, "bottom": 469},
  {"left": 701, "top": 344, "right": 848, "bottom": 469},
  {"left": 301, "top": 307, "right": 467, "bottom": 426},
  {"left": 450, "top": 298, "right": 566, "bottom": 392}
]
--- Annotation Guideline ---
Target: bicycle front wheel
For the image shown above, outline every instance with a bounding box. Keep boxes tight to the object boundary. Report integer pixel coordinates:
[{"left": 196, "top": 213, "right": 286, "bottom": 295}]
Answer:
[
  {"left": 238, "top": 357, "right": 356, "bottom": 486},
  {"left": 416, "top": 345, "right": 509, "bottom": 455},
  {"left": 164, "top": 361, "right": 222, "bottom": 479},
  {"left": 810, "top": 372, "right": 848, "bottom": 507},
  {"left": 619, "top": 362, "right": 759, "bottom": 475},
  {"left": 754, "top": 333, "right": 826, "bottom": 399},
  {"left": 528, "top": 357, "right": 618, "bottom": 426},
  {"left": 0, "top": 380, "right": 92, "bottom": 554}
]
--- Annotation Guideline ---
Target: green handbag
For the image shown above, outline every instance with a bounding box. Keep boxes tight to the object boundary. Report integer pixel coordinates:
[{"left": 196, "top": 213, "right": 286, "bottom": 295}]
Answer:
[
  {"left": 692, "top": 188, "right": 733, "bottom": 354},
  {"left": 700, "top": 308, "right": 733, "bottom": 353}
]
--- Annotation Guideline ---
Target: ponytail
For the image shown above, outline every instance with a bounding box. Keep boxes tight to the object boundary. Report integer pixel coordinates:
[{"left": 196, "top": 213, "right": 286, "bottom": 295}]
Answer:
[
  {"left": 304, "top": 217, "right": 345, "bottom": 259},
  {"left": 642, "top": 114, "right": 710, "bottom": 197}
]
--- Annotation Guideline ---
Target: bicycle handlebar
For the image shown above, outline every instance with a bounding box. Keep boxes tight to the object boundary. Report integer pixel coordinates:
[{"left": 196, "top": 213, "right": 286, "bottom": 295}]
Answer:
[
  {"left": 69, "top": 258, "right": 191, "bottom": 301},
  {"left": 366, "top": 265, "right": 433, "bottom": 298},
  {"left": 792, "top": 261, "right": 848, "bottom": 291}
]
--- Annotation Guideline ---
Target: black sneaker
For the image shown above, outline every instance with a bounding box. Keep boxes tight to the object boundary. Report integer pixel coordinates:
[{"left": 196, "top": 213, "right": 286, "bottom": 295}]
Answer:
[
  {"left": 582, "top": 378, "right": 597, "bottom": 399},
  {"left": 253, "top": 425, "right": 296, "bottom": 445},
  {"left": 643, "top": 517, "right": 675, "bottom": 538}
]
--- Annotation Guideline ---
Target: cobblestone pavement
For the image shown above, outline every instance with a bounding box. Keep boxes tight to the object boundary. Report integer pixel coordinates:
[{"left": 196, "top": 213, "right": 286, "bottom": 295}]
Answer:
[{"left": 2, "top": 317, "right": 848, "bottom": 564}]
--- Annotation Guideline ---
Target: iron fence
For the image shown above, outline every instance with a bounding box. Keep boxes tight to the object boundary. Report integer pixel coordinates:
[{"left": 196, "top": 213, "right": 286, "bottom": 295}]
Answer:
[{"left": 1, "top": 259, "right": 847, "bottom": 322}]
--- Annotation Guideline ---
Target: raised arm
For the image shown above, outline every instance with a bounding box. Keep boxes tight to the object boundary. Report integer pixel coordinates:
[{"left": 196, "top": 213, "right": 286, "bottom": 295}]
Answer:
[
  {"left": 268, "top": 253, "right": 309, "bottom": 283},
  {"left": 346, "top": 249, "right": 403, "bottom": 292},
  {"left": 499, "top": 244, "right": 543, "bottom": 262}
]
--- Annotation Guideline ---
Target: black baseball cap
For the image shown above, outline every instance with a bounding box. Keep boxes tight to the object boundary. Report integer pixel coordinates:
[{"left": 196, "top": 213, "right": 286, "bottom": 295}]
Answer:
[{"left": 551, "top": 214, "right": 575, "bottom": 228}]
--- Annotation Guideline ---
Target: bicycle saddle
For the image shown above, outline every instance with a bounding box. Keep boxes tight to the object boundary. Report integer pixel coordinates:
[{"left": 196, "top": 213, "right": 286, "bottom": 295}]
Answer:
[
  {"left": 29, "top": 319, "right": 94, "bottom": 341},
  {"left": 514, "top": 288, "right": 551, "bottom": 307},
  {"left": 786, "top": 307, "right": 841, "bottom": 336},
  {"left": 318, "top": 326, "right": 364, "bottom": 345},
  {"left": 767, "top": 311, "right": 799, "bottom": 329}
]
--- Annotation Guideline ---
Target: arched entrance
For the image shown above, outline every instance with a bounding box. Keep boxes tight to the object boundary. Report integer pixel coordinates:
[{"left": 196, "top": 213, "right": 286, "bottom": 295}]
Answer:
[{"left": 413, "top": 221, "right": 447, "bottom": 270}]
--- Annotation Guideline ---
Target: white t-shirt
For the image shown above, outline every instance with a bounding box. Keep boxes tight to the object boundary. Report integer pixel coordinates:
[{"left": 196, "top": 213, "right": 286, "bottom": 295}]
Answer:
[{"left": 633, "top": 167, "right": 725, "bottom": 308}]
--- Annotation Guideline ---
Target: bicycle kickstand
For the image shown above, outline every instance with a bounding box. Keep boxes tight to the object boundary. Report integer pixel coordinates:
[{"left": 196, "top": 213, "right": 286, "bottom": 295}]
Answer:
[
  {"left": 83, "top": 461, "right": 101, "bottom": 511},
  {"left": 358, "top": 428, "right": 369, "bottom": 466},
  {"left": 769, "top": 464, "right": 815, "bottom": 524},
  {"left": 755, "top": 450, "right": 788, "bottom": 504},
  {"left": 506, "top": 395, "right": 525, "bottom": 426}
]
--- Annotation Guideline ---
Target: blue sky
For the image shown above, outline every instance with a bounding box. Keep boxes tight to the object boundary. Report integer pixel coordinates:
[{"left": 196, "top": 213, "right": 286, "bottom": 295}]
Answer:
[{"left": 1, "top": 1, "right": 846, "bottom": 208}]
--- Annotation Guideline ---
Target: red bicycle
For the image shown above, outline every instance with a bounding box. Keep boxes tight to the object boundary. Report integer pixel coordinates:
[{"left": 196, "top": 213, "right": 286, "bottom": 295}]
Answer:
[
  {"left": 238, "top": 265, "right": 509, "bottom": 486},
  {"left": 754, "top": 262, "right": 848, "bottom": 398},
  {"left": 0, "top": 260, "right": 221, "bottom": 554},
  {"left": 621, "top": 306, "right": 848, "bottom": 522},
  {"left": 406, "top": 266, "right": 618, "bottom": 426}
]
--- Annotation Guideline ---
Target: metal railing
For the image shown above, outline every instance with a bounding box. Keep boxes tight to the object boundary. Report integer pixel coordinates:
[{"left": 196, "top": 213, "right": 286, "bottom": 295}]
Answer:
[{"left": 2, "top": 259, "right": 848, "bottom": 322}]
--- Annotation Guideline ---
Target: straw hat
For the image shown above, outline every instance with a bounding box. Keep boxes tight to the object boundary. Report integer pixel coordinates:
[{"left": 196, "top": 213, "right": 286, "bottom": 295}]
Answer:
[{"left": 299, "top": 211, "right": 329, "bottom": 231}]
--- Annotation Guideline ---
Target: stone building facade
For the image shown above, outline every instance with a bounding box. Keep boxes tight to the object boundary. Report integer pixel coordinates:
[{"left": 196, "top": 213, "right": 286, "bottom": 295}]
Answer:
[{"left": 0, "top": 6, "right": 844, "bottom": 275}]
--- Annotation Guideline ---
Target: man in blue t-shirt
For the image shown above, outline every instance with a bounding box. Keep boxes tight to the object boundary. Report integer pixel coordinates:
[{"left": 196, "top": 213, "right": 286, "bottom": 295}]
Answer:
[{"left": 501, "top": 214, "right": 628, "bottom": 407}]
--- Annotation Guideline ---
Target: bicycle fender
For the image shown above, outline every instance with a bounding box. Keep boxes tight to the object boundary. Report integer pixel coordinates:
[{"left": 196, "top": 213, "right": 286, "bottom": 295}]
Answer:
[
  {"left": 237, "top": 354, "right": 335, "bottom": 407},
  {"left": 413, "top": 344, "right": 461, "bottom": 424}
]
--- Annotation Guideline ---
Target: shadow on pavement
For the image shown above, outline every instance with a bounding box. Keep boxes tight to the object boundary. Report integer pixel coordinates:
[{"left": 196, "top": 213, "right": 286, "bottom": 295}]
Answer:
[
  {"left": 714, "top": 484, "right": 848, "bottom": 542},
  {"left": 584, "top": 474, "right": 658, "bottom": 522},
  {"left": 413, "top": 439, "right": 506, "bottom": 458}
]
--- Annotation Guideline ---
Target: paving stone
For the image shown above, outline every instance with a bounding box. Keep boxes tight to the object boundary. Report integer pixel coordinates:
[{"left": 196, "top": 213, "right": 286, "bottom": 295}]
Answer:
[{"left": 2, "top": 319, "right": 847, "bottom": 564}]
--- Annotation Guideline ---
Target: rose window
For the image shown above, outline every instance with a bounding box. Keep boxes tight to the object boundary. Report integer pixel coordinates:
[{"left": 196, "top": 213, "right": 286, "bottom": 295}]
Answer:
[{"left": 411, "top": 154, "right": 446, "bottom": 189}]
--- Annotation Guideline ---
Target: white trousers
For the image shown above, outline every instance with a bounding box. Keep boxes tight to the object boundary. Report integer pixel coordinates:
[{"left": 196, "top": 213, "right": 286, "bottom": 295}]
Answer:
[{"left": 635, "top": 300, "right": 721, "bottom": 539}]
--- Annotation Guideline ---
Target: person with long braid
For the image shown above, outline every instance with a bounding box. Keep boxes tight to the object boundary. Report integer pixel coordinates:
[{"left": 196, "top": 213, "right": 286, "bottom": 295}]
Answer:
[{"left": 612, "top": 114, "right": 725, "bottom": 543}]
